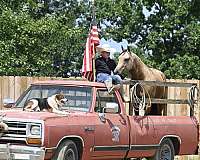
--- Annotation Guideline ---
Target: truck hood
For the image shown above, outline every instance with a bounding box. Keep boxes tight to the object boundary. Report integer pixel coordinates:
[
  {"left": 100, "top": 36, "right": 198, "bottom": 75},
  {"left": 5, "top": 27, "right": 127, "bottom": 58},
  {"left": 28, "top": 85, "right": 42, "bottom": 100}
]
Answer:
[{"left": 0, "top": 109, "right": 85, "bottom": 121}]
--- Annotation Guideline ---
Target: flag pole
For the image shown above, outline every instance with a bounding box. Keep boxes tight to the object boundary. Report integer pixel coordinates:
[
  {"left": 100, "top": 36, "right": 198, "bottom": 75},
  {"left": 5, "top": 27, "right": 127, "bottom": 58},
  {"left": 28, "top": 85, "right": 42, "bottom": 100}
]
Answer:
[{"left": 91, "top": 0, "right": 96, "bottom": 82}]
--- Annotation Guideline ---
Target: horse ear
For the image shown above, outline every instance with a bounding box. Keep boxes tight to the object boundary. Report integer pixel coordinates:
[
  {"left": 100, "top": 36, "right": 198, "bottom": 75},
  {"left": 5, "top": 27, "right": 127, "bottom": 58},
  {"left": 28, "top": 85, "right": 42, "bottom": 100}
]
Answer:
[
  {"left": 121, "top": 45, "right": 124, "bottom": 52},
  {"left": 127, "top": 46, "right": 131, "bottom": 52}
]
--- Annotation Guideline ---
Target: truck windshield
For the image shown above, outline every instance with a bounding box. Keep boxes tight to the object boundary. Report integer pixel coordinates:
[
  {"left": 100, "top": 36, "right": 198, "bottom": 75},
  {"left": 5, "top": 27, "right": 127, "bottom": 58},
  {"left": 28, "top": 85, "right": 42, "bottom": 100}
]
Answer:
[{"left": 15, "top": 85, "right": 92, "bottom": 112}]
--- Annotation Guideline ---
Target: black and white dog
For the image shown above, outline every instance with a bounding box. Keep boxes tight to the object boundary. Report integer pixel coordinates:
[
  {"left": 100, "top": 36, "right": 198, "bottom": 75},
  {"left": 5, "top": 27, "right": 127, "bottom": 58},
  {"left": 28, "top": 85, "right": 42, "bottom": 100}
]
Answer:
[{"left": 24, "top": 94, "right": 68, "bottom": 114}]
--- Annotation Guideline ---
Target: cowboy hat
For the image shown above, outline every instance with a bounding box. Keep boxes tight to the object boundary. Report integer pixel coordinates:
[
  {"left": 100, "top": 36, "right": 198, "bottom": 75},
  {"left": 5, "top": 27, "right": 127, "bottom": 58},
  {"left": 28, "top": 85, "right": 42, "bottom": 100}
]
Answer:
[{"left": 96, "top": 44, "right": 115, "bottom": 53}]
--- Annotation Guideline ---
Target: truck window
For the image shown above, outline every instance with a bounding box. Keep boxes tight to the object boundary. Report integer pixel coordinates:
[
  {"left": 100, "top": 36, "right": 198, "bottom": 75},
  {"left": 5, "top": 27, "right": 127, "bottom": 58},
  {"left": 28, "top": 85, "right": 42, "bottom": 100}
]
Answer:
[
  {"left": 15, "top": 85, "right": 92, "bottom": 112},
  {"left": 95, "top": 89, "right": 120, "bottom": 113}
]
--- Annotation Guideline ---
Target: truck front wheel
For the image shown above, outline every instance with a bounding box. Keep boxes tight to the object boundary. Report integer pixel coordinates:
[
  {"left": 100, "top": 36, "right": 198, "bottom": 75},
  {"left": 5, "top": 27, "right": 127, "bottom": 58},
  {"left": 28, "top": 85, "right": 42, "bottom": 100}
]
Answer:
[
  {"left": 52, "top": 140, "right": 79, "bottom": 160},
  {"left": 150, "top": 138, "right": 175, "bottom": 160}
]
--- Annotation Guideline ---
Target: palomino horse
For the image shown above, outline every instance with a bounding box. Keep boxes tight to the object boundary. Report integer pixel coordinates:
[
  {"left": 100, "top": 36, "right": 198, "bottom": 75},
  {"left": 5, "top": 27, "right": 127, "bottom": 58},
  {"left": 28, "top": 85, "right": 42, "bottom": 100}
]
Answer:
[{"left": 114, "top": 47, "right": 167, "bottom": 115}]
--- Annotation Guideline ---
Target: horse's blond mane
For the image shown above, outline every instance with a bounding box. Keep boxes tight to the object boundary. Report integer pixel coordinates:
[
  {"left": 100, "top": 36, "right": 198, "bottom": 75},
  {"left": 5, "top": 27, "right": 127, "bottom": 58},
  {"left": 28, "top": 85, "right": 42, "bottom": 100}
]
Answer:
[{"left": 126, "top": 51, "right": 146, "bottom": 80}]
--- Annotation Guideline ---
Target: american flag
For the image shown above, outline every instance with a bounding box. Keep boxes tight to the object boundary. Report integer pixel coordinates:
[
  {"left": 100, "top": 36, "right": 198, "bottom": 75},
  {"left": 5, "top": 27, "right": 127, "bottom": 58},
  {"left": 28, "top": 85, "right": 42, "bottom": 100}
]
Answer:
[{"left": 81, "top": 25, "right": 100, "bottom": 81}]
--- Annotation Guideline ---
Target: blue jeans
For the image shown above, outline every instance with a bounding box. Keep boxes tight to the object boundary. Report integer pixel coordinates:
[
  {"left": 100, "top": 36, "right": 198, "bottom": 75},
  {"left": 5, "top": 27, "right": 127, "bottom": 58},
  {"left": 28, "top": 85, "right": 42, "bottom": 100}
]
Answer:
[{"left": 96, "top": 73, "right": 122, "bottom": 85}]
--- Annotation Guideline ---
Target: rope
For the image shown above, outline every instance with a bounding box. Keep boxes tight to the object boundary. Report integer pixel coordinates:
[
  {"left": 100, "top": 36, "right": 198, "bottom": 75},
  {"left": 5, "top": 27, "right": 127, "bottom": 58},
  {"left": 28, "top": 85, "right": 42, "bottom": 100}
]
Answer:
[
  {"left": 131, "top": 83, "right": 151, "bottom": 113},
  {"left": 188, "top": 85, "right": 199, "bottom": 110},
  {"left": 130, "top": 83, "right": 199, "bottom": 115}
]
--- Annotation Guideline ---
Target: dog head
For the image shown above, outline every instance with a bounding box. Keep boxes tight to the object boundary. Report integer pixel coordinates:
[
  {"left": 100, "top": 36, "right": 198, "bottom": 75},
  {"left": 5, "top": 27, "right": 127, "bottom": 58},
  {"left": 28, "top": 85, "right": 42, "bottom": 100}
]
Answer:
[{"left": 55, "top": 94, "right": 68, "bottom": 106}]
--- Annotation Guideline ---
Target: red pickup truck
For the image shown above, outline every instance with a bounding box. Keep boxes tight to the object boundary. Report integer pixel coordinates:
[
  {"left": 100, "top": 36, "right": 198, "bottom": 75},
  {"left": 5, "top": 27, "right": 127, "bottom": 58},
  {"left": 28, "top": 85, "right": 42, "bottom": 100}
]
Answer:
[{"left": 0, "top": 80, "right": 199, "bottom": 160}]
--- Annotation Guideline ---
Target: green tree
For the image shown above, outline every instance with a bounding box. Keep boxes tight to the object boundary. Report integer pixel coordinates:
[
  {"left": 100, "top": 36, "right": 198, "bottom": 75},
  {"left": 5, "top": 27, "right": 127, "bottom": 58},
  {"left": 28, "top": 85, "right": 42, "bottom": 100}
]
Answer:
[
  {"left": 95, "top": 0, "right": 200, "bottom": 79},
  {"left": 0, "top": 0, "right": 199, "bottom": 79},
  {"left": 0, "top": 0, "right": 89, "bottom": 76}
]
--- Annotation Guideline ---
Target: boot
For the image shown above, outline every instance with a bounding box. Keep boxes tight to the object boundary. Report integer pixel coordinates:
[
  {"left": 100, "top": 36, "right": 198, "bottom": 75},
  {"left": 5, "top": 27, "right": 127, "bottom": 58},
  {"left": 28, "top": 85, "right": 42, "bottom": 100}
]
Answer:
[{"left": 104, "top": 80, "right": 114, "bottom": 94}]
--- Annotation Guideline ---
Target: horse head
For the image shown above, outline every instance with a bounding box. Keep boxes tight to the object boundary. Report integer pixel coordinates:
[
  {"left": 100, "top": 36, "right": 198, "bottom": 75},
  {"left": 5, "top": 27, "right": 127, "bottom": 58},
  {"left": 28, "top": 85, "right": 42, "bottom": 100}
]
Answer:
[{"left": 114, "top": 46, "right": 134, "bottom": 74}]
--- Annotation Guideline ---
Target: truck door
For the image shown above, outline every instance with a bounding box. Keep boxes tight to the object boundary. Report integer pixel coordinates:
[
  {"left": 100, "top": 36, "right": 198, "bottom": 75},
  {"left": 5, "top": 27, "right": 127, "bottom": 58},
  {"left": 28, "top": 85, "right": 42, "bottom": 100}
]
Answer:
[
  {"left": 92, "top": 89, "right": 129, "bottom": 159},
  {"left": 127, "top": 116, "right": 160, "bottom": 158}
]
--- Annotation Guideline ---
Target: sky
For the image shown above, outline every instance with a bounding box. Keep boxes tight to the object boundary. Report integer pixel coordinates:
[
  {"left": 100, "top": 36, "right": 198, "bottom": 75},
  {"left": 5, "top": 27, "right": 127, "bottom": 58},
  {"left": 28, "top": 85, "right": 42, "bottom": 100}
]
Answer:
[
  {"left": 100, "top": 38, "right": 128, "bottom": 54},
  {"left": 100, "top": 6, "right": 152, "bottom": 55}
]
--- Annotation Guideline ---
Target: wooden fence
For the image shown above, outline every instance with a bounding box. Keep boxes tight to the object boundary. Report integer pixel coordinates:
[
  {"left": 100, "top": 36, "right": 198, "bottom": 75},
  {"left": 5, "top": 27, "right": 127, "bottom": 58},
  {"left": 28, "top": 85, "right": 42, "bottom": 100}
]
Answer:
[
  {"left": 0, "top": 76, "right": 199, "bottom": 159},
  {"left": 0, "top": 76, "right": 199, "bottom": 118},
  {"left": 122, "top": 79, "right": 199, "bottom": 117}
]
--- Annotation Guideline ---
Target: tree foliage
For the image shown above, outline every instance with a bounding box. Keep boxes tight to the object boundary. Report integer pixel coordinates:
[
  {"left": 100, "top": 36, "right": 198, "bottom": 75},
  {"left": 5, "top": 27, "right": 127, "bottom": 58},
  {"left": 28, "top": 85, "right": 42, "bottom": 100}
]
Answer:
[
  {"left": 0, "top": 0, "right": 88, "bottom": 76},
  {"left": 95, "top": 0, "right": 200, "bottom": 79},
  {"left": 0, "top": 0, "right": 199, "bottom": 79}
]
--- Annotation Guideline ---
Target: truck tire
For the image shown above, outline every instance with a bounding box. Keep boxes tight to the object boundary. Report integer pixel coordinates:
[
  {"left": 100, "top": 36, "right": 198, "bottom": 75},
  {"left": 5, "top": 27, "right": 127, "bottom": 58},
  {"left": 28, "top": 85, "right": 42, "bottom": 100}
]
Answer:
[
  {"left": 52, "top": 140, "right": 79, "bottom": 160},
  {"left": 150, "top": 138, "right": 175, "bottom": 160}
]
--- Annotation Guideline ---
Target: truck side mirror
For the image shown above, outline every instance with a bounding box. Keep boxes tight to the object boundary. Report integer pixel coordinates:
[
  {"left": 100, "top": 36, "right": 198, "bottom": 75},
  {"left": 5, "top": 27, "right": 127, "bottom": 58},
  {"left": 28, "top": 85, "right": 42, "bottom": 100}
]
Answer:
[
  {"left": 104, "top": 102, "right": 119, "bottom": 113},
  {"left": 98, "top": 103, "right": 119, "bottom": 123},
  {"left": 3, "top": 98, "right": 15, "bottom": 108}
]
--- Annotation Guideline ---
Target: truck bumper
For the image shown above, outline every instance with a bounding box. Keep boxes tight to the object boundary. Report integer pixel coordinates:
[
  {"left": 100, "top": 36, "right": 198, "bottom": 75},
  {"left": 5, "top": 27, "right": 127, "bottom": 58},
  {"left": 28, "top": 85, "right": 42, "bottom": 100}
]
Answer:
[{"left": 0, "top": 144, "right": 45, "bottom": 160}]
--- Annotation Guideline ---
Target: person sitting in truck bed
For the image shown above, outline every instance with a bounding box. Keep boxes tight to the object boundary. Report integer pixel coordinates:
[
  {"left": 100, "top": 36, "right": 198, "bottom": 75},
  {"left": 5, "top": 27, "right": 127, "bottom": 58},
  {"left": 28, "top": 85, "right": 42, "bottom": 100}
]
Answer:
[{"left": 95, "top": 44, "right": 122, "bottom": 94}]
